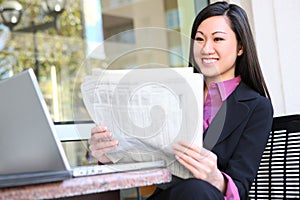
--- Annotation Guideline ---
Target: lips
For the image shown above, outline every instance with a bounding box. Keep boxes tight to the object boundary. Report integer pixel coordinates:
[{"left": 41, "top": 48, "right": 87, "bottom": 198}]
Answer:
[{"left": 202, "top": 58, "right": 218, "bottom": 64}]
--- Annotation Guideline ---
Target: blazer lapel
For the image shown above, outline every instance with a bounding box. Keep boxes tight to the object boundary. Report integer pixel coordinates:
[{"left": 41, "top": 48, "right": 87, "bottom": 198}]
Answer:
[{"left": 203, "top": 82, "right": 255, "bottom": 150}]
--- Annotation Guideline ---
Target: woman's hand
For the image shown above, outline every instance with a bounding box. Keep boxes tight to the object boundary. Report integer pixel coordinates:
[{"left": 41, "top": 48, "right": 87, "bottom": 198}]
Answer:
[
  {"left": 88, "top": 125, "right": 118, "bottom": 163},
  {"left": 173, "top": 142, "right": 226, "bottom": 194}
]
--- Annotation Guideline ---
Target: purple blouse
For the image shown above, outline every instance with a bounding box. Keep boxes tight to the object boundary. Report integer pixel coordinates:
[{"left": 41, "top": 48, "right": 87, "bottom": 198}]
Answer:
[{"left": 203, "top": 76, "right": 241, "bottom": 200}]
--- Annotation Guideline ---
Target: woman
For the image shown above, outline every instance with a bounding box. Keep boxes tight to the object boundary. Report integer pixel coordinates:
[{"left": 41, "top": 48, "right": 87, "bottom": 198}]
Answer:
[{"left": 89, "top": 2, "right": 273, "bottom": 199}]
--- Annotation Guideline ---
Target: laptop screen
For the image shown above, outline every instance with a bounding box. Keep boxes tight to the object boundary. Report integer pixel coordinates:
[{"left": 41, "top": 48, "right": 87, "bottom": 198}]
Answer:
[{"left": 0, "top": 69, "right": 71, "bottom": 175}]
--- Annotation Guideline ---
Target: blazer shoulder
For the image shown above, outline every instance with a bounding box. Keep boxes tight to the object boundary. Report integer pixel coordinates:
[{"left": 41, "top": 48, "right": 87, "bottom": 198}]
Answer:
[
  {"left": 234, "top": 82, "right": 273, "bottom": 115},
  {"left": 234, "top": 82, "right": 267, "bottom": 101}
]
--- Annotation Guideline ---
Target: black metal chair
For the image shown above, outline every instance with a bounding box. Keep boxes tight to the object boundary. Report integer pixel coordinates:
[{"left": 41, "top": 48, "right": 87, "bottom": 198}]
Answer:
[{"left": 249, "top": 115, "right": 300, "bottom": 199}]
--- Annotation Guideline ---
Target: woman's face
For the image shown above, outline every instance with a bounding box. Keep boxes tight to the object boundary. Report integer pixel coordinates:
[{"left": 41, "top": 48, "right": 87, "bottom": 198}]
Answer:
[{"left": 193, "top": 16, "right": 243, "bottom": 83}]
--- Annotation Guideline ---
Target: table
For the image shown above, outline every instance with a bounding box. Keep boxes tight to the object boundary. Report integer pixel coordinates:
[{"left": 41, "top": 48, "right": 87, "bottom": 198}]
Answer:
[{"left": 0, "top": 168, "right": 171, "bottom": 200}]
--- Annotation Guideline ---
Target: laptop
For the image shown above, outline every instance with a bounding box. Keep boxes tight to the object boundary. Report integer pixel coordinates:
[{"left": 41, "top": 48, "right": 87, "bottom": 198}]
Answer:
[{"left": 0, "top": 68, "right": 166, "bottom": 188}]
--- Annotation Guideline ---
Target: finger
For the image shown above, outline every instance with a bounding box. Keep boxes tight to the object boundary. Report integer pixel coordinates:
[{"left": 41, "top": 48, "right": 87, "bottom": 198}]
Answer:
[
  {"left": 173, "top": 148, "right": 200, "bottom": 164},
  {"left": 173, "top": 142, "right": 201, "bottom": 161},
  {"left": 88, "top": 131, "right": 112, "bottom": 145},
  {"left": 176, "top": 142, "right": 213, "bottom": 161},
  {"left": 89, "top": 139, "right": 119, "bottom": 151},
  {"left": 199, "top": 147, "right": 215, "bottom": 160},
  {"left": 90, "top": 145, "right": 118, "bottom": 159},
  {"left": 175, "top": 152, "right": 198, "bottom": 167},
  {"left": 202, "top": 150, "right": 218, "bottom": 169},
  {"left": 176, "top": 149, "right": 215, "bottom": 178},
  {"left": 91, "top": 125, "right": 107, "bottom": 135},
  {"left": 175, "top": 153, "right": 208, "bottom": 179},
  {"left": 173, "top": 142, "right": 191, "bottom": 154},
  {"left": 178, "top": 140, "right": 201, "bottom": 153}
]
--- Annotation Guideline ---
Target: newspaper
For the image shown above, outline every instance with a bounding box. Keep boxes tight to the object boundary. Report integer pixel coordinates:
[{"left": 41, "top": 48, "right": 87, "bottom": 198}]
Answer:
[{"left": 81, "top": 67, "right": 203, "bottom": 178}]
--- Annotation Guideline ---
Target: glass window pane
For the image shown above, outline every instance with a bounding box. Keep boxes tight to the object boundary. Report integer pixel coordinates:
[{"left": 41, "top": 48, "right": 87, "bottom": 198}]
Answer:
[{"left": 0, "top": 0, "right": 208, "bottom": 167}]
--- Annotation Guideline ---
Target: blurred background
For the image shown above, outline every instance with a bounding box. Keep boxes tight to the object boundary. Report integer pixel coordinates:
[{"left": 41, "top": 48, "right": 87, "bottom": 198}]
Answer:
[{"left": 0, "top": 0, "right": 208, "bottom": 167}]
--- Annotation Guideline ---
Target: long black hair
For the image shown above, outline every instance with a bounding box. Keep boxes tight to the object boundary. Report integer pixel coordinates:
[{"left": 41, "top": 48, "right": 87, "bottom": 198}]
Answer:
[{"left": 189, "top": 2, "right": 271, "bottom": 99}]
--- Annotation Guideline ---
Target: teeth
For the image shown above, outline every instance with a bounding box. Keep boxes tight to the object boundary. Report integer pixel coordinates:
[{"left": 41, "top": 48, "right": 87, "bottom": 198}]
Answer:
[{"left": 203, "top": 59, "right": 216, "bottom": 64}]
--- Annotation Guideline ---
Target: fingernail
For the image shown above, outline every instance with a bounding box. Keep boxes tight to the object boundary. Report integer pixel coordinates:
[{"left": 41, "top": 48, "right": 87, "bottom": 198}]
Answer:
[
  {"left": 107, "top": 132, "right": 111, "bottom": 137},
  {"left": 100, "top": 126, "right": 107, "bottom": 132}
]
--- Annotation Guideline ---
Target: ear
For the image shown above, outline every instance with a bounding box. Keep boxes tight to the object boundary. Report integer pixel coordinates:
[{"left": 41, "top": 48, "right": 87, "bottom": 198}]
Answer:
[{"left": 237, "top": 43, "right": 243, "bottom": 56}]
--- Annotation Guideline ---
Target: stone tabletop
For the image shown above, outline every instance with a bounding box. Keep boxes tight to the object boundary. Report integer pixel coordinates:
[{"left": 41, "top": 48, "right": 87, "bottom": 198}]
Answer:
[{"left": 0, "top": 168, "right": 172, "bottom": 200}]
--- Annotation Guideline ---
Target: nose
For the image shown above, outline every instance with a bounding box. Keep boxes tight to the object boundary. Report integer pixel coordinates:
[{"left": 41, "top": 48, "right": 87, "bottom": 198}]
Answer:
[{"left": 202, "top": 40, "right": 215, "bottom": 55}]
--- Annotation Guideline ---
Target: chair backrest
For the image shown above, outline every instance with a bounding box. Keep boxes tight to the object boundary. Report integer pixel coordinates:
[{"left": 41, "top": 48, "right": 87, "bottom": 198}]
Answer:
[{"left": 249, "top": 115, "right": 300, "bottom": 199}]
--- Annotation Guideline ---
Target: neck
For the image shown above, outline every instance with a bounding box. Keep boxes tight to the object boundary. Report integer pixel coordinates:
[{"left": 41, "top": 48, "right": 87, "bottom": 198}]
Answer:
[{"left": 204, "top": 74, "right": 235, "bottom": 87}]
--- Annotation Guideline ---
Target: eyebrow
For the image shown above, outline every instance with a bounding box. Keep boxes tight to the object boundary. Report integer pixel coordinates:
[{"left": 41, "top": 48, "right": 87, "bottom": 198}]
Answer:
[{"left": 196, "top": 30, "right": 227, "bottom": 35}]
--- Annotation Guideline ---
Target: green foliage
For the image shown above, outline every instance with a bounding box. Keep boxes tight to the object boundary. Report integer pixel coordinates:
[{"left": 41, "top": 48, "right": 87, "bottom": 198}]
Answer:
[{"left": 0, "top": 0, "right": 88, "bottom": 121}]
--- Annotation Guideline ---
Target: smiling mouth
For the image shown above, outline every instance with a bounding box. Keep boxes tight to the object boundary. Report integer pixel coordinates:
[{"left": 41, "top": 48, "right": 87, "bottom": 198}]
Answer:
[{"left": 202, "top": 58, "right": 218, "bottom": 64}]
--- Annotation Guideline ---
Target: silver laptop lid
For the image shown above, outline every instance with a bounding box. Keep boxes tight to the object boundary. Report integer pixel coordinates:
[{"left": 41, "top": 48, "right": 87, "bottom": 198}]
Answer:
[{"left": 0, "top": 68, "right": 71, "bottom": 175}]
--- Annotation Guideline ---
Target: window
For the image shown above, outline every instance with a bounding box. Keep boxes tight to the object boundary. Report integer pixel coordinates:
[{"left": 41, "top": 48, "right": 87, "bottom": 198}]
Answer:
[{"left": 0, "top": 0, "right": 208, "bottom": 167}]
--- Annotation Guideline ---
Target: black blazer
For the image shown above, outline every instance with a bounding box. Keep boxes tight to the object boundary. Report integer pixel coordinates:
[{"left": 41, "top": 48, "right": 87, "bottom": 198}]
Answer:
[{"left": 203, "top": 82, "right": 273, "bottom": 200}]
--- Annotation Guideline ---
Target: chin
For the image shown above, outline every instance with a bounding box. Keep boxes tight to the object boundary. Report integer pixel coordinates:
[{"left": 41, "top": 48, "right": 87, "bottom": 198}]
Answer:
[{"left": 200, "top": 71, "right": 221, "bottom": 78}]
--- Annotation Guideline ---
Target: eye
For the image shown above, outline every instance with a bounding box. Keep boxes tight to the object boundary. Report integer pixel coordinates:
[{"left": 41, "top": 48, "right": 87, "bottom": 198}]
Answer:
[
  {"left": 195, "top": 37, "right": 204, "bottom": 42},
  {"left": 214, "top": 37, "right": 224, "bottom": 42}
]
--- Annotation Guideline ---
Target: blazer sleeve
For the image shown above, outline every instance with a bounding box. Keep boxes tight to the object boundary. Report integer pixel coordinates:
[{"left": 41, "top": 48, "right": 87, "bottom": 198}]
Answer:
[{"left": 216, "top": 96, "right": 273, "bottom": 199}]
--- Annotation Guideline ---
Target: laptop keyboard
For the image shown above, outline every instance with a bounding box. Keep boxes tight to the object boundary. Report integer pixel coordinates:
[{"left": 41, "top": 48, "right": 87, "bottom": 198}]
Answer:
[{"left": 72, "top": 160, "right": 166, "bottom": 177}]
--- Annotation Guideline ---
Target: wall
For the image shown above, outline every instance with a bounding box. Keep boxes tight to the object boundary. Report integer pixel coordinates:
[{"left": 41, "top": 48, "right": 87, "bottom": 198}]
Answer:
[
  {"left": 211, "top": 0, "right": 300, "bottom": 117},
  {"left": 249, "top": 0, "right": 300, "bottom": 116}
]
